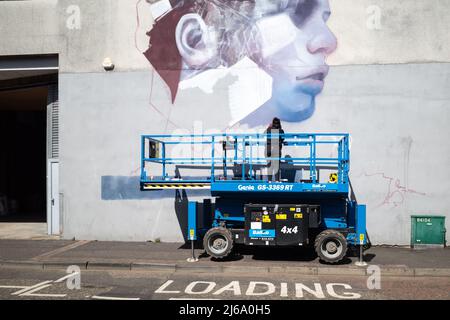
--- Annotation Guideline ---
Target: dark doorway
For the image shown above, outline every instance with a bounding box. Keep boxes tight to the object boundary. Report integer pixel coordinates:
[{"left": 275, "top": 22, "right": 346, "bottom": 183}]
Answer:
[{"left": 0, "top": 86, "right": 48, "bottom": 222}]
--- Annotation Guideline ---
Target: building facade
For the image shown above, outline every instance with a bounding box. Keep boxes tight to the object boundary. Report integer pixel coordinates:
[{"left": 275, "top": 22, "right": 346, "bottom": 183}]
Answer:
[{"left": 0, "top": 0, "right": 449, "bottom": 245}]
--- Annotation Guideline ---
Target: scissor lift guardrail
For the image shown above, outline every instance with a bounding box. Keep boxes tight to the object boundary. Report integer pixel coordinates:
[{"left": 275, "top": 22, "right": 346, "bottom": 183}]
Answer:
[{"left": 140, "top": 132, "right": 350, "bottom": 192}]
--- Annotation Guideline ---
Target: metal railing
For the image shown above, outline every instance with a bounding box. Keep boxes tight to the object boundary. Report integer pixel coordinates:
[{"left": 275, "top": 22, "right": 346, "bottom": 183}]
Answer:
[{"left": 140, "top": 132, "right": 350, "bottom": 185}]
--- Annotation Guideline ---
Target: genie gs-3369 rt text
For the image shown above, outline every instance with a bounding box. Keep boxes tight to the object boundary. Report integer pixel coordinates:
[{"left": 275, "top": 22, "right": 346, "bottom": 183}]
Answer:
[{"left": 140, "top": 132, "right": 369, "bottom": 264}]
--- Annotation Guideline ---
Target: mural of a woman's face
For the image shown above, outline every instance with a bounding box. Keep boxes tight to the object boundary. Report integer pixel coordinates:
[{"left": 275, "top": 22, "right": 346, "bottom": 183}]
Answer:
[
  {"left": 253, "top": 0, "right": 337, "bottom": 122},
  {"left": 145, "top": 0, "right": 337, "bottom": 126}
]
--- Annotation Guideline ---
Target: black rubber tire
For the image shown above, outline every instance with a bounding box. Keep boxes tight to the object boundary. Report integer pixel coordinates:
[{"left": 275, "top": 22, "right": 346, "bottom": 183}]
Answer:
[
  {"left": 203, "top": 227, "right": 234, "bottom": 260},
  {"left": 314, "top": 230, "right": 348, "bottom": 264}
]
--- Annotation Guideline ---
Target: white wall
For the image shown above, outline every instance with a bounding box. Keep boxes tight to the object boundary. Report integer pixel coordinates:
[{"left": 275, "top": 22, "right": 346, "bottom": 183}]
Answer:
[{"left": 1, "top": 0, "right": 449, "bottom": 244}]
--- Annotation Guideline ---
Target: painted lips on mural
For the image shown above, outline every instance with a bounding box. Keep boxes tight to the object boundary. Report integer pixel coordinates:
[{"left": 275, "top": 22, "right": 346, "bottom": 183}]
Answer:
[{"left": 144, "top": 0, "right": 337, "bottom": 127}]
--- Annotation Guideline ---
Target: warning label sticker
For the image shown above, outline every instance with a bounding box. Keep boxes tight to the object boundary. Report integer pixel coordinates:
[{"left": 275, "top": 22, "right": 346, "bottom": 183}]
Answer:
[{"left": 359, "top": 234, "right": 365, "bottom": 244}]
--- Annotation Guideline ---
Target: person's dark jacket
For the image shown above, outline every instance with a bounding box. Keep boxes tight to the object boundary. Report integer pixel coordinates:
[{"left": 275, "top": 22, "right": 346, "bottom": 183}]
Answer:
[{"left": 265, "top": 125, "right": 285, "bottom": 158}]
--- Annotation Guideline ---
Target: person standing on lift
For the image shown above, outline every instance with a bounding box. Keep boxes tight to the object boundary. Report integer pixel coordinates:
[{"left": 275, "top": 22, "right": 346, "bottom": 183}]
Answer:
[{"left": 265, "top": 117, "right": 285, "bottom": 182}]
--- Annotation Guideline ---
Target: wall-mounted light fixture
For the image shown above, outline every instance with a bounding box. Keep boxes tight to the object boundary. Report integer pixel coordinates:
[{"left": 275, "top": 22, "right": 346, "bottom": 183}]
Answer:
[{"left": 102, "top": 57, "right": 115, "bottom": 71}]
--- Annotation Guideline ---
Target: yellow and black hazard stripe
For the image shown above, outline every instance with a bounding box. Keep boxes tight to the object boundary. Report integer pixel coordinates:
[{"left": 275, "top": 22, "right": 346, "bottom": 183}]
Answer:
[
  {"left": 143, "top": 183, "right": 211, "bottom": 190},
  {"left": 328, "top": 173, "right": 338, "bottom": 183}
]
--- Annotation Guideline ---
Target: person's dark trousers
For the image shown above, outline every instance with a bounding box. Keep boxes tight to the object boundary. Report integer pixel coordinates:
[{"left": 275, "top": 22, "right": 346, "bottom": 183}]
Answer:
[{"left": 267, "top": 154, "right": 281, "bottom": 181}]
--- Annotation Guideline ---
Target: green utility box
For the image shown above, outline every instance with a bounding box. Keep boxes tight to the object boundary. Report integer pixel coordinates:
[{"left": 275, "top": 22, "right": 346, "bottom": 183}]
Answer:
[{"left": 411, "top": 215, "right": 446, "bottom": 248}]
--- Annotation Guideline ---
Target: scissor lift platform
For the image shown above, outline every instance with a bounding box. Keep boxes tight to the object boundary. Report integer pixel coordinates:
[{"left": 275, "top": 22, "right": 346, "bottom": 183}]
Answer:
[{"left": 140, "top": 132, "right": 368, "bottom": 264}]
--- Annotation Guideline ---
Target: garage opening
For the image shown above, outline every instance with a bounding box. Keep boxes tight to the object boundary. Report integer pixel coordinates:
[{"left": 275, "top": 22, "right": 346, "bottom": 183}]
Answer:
[
  {"left": 0, "top": 54, "right": 59, "bottom": 238},
  {"left": 0, "top": 86, "right": 48, "bottom": 222}
]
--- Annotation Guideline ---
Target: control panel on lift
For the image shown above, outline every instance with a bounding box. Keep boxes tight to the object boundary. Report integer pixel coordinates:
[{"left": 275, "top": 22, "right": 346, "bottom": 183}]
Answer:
[{"left": 244, "top": 204, "right": 321, "bottom": 246}]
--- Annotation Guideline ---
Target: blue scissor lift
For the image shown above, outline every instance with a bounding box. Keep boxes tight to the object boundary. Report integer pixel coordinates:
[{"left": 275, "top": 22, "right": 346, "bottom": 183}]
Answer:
[{"left": 140, "top": 132, "right": 369, "bottom": 264}]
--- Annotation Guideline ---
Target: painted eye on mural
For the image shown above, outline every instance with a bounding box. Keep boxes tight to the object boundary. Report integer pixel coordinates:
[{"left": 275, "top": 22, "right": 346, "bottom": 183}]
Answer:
[{"left": 289, "top": 0, "right": 319, "bottom": 27}]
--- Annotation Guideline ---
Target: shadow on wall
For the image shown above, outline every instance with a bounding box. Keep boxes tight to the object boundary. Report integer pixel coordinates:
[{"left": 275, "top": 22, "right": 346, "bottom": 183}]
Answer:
[
  {"left": 101, "top": 176, "right": 211, "bottom": 241},
  {"left": 101, "top": 176, "right": 210, "bottom": 200},
  {"left": 175, "top": 189, "right": 189, "bottom": 240}
]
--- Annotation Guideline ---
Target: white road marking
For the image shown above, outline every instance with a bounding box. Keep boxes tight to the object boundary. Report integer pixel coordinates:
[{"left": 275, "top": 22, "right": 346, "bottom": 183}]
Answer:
[
  {"left": 11, "top": 281, "right": 52, "bottom": 295},
  {"left": 54, "top": 272, "right": 80, "bottom": 283},
  {"left": 91, "top": 295, "right": 140, "bottom": 300},
  {"left": 19, "top": 284, "right": 66, "bottom": 298},
  {"left": 156, "top": 280, "right": 363, "bottom": 299},
  {"left": 2, "top": 275, "right": 71, "bottom": 298},
  {"left": 169, "top": 298, "right": 219, "bottom": 300},
  {"left": 155, "top": 280, "right": 180, "bottom": 294},
  {"left": 0, "top": 285, "right": 27, "bottom": 289}
]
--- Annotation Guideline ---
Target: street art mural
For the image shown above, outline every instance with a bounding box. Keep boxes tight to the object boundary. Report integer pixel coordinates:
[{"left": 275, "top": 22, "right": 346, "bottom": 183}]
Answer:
[
  {"left": 103, "top": 0, "right": 337, "bottom": 201},
  {"left": 144, "top": 0, "right": 337, "bottom": 127}
]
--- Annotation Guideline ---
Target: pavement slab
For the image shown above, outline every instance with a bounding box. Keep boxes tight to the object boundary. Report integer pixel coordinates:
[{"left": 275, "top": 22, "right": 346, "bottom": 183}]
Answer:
[
  {"left": 0, "top": 239, "right": 449, "bottom": 277},
  {"left": 0, "top": 239, "right": 76, "bottom": 261}
]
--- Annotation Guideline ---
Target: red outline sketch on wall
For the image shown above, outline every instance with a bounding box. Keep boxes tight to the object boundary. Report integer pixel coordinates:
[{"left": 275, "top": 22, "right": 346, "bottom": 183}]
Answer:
[{"left": 364, "top": 172, "right": 426, "bottom": 208}]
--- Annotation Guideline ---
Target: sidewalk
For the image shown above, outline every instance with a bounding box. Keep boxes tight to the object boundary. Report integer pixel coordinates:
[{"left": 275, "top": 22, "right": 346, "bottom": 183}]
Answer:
[{"left": 0, "top": 239, "right": 449, "bottom": 277}]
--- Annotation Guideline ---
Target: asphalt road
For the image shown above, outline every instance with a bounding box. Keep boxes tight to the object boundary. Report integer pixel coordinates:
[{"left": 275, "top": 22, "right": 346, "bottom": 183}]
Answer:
[{"left": 0, "top": 266, "right": 448, "bottom": 300}]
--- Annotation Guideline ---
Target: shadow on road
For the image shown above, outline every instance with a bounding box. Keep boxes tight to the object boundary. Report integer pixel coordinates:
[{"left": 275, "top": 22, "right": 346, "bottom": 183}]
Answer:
[{"left": 178, "top": 241, "right": 377, "bottom": 265}]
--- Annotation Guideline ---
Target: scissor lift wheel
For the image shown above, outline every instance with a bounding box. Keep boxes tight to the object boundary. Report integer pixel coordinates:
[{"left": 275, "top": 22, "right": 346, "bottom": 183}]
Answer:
[
  {"left": 314, "top": 230, "right": 348, "bottom": 264},
  {"left": 203, "top": 227, "right": 234, "bottom": 259}
]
